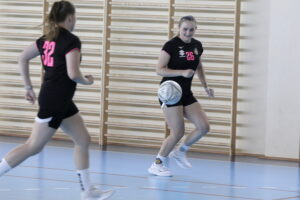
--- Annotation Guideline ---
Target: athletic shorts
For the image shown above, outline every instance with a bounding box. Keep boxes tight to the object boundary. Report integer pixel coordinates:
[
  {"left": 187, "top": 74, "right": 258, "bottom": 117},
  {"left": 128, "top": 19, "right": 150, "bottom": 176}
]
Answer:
[
  {"left": 36, "top": 100, "right": 79, "bottom": 129},
  {"left": 159, "top": 93, "right": 197, "bottom": 108}
]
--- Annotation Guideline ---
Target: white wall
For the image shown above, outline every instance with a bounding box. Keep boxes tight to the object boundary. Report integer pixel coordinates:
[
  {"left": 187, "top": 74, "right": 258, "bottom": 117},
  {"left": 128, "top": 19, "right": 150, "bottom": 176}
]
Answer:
[
  {"left": 237, "top": 0, "right": 270, "bottom": 155},
  {"left": 238, "top": 0, "right": 300, "bottom": 159},
  {"left": 265, "top": 0, "right": 300, "bottom": 159}
]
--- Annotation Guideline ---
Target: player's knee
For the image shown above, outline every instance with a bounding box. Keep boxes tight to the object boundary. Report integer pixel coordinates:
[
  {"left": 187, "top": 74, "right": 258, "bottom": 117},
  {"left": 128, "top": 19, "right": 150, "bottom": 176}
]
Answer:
[
  {"left": 170, "top": 127, "right": 185, "bottom": 141},
  {"left": 84, "top": 134, "right": 91, "bottom": 147},
  {"left": 197, "top": 122, "right": 210, "bottom": 135},
  {"left": 25, "top": 143, "right": 44, "bottom": 156},
  {"left": 75, "top": 133, "right": 91, "bottom": 148}
]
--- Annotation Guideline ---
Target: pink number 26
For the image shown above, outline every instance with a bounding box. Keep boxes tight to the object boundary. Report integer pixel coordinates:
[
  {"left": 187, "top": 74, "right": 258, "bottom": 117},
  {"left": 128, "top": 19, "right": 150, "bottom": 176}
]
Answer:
[
  {"left": 42, "top": 41, "right": 56, "bottom": 67},
  {"left": 186, "top": 52, "right": 195, "bottom": 61}
]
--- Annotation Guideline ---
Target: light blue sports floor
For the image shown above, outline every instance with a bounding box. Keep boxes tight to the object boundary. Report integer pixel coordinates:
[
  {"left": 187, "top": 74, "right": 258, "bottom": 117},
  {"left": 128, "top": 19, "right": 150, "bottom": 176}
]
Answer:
[{"left": 0, "top": 137, "right": 300, "bottom": 200}]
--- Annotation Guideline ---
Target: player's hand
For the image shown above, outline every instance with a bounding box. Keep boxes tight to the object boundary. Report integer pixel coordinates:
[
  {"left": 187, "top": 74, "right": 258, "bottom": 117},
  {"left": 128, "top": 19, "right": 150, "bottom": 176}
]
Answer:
[
  {"left": 181, "top": 69, "right": 195, "bottom": 78},
  {"left": 205, "top": 87, "right": 214, "bottom": 97},
  {"left": 84, "top": 75, "right": 94, "bottom": 85},
  {"left": 25, "top": 89, "right": 36, "bottom": 104}
]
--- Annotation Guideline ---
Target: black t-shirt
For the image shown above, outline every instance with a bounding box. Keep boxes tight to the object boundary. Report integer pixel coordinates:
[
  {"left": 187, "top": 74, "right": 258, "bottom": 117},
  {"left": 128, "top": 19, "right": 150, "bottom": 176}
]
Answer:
[
  {"left": 161, "top": 36, "right": 203, "bottom": 96},
  {"left": 36, "top": 27, "right": 81, "bottom": 109}
]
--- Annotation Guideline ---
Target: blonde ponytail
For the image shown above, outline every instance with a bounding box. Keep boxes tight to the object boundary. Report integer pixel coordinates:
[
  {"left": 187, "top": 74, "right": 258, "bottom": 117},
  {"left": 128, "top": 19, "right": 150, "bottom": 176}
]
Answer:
[{"left": 43, "top": 1, "right": 75, "bottom": 41}]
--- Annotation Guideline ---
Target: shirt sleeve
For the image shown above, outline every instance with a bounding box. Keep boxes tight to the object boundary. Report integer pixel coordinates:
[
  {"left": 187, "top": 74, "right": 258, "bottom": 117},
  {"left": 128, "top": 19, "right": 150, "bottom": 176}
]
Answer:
[
  {"left": 35, "top": 38, "right": 42, "bottom": 54},
  {"left": 65, "top": 36, "right": 81, "bottom": 55},
  {"left": 198, "top": 41, "right": 204, "bottom": 56},
  {"left": 161, "top": 41, "right": 173, "bottom": 55}
]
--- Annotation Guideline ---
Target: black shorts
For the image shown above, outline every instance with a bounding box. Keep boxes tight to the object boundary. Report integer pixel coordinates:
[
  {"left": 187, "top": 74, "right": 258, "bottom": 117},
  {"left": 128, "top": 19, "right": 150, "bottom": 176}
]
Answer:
[
  {"left": 36, "top": 100, "right": 79, "bottom": 129},
  {"left": 159, "top": 93, "right": 197, "bottom": 108}
]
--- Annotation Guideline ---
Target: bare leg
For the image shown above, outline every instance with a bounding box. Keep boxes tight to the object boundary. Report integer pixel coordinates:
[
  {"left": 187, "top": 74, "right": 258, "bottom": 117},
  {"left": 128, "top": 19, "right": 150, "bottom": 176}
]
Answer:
[
  {"left": 168, "top": 102, "right": 209, "bottom": 169},
  {"left": 60, "top": 112, "right": 115, "bottom": 199},
  {"left": 5, "top": 122, "right": 56, "bottom": 168},
  {"left": 60, "top": 112, "right": 91, "bottom": 170},
  {"left": 182, "top": 102, "right": 210, "bottom": 147},
  {"left": 148, "top": 106, "right": 185, "bottom": 176},
  {"left": 158, "top": 106, "right": 185, "bottom": 157},
  {"left": 60, "top": 112, "right": 91, "bottom": 191}
]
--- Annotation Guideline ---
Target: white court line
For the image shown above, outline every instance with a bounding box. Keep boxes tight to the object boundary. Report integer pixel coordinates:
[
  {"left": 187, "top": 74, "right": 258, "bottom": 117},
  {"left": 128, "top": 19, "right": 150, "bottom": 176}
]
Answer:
[
  {"left": 54, "top": 188, "right": 71, "bottom": 190},
  {"left": 24, "top": 188, "right": 40, "bottom": 191},
  {"left": 259, "top": 187, "right": 278, "bottom": 190},
  {"left": 258, "top": 186, "right": 300, "bottom": 193},
  {"left": 231, "top": 186, "right": 248, "bottom": 189},
  {"left": 142, "top": 186, "right": 158, "bottom": 189},
  {"left": 111, "top": 186, "right": 128, "bottom": 189}
]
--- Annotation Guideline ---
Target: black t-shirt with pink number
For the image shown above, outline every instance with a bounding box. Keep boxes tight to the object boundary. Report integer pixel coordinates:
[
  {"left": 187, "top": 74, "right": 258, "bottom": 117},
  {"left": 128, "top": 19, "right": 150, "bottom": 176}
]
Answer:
[
  {"left": 161, "top": 36, "right": 203, "bottom": 96},
  {"left": 36, "top": 27, "right": 81, "bottom": 110}
]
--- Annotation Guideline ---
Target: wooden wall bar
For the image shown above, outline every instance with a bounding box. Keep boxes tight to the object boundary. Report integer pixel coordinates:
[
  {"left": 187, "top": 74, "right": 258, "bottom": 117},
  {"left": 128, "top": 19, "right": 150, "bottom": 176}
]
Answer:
[{"left": 0, "top": 0, "right": 241, "bottom": 155}]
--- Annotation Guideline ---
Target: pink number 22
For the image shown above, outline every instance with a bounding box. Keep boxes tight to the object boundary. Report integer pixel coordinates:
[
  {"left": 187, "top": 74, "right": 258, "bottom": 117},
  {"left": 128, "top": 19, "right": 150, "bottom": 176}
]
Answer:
[{"left": 42, "top": 41, "right": 56, "bottom": 67}]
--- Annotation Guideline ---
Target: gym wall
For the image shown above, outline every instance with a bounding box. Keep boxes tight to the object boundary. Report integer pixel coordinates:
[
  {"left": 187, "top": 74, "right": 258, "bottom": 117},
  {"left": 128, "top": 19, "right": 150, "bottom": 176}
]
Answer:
[{"left": 7, "top": 0, "right": 298, "bottom": 159}]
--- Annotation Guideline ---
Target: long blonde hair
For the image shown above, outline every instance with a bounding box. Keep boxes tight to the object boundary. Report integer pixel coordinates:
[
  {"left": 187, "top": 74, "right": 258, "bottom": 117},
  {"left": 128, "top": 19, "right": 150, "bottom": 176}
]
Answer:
[{"left": 44, "top": 0, "right": 75, "bottom": 41}]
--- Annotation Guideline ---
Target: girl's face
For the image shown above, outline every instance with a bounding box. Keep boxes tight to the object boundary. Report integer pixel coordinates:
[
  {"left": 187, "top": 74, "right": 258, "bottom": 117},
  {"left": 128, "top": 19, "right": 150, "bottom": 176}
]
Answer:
[{"left": 179, "top": 21, "right": 197, "bottom": 42}]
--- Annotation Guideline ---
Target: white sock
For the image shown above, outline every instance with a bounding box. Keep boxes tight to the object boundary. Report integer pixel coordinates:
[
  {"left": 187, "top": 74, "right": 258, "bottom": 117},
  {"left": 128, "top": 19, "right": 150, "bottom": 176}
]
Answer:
[
  {"left": 77, "top": 168, "right": 91, "bottom": 191},
  {"left": 178, "top": 144, "right": 190, "bottom": 153},
  {"left": 0, "top": 159, "right": 12, "bottom": 177},
  {"left": 155, "top": 154, "right": 167, "bottom": 164}
]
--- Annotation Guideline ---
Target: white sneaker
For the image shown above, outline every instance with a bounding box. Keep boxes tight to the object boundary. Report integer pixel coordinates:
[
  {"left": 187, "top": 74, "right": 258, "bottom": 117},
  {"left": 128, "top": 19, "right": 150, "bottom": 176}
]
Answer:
[
  {"left": 148, "top": 163, "right": 172, "bottom": 177},
  {"left": 81, "top": 185, "right": 114, "bottom": 200},
  {"left": 170, "top": 150, "right": 192, "bottom": 169}
]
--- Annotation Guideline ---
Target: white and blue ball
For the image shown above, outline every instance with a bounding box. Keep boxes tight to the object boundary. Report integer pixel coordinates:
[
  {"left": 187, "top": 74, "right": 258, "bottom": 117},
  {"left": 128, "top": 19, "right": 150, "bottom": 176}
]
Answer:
[{"left": 158, "top": 80, "right": 182, "bottom": 106}]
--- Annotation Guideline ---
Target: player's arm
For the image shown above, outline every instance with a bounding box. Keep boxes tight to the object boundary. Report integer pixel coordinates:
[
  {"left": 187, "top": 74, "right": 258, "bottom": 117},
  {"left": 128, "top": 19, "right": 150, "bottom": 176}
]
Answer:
[
  {"left": 196, "top": 59, "right": 214, "bottom": 97},
  {"left": 66, "top": 50, "right": 93, "bottom": 85},
  {"left": 19, "top": 43, "right": 39, "bottom": 90},
  {"left": 19, "top": 43, "right": 39, "bottom": 104},
  {"left": 196, "top": 59, "right": 208, "bottom": 88},
  {"left": 156, "top": 50, "right": 194, "bottom": 78}
]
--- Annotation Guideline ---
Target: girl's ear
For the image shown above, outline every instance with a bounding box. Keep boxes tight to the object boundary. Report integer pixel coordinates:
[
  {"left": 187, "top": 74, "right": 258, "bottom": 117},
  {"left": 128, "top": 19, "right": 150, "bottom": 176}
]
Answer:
[
  {"left": 67, "top": 14, "right": 74, "bottom": 23},
  {"left": 68, "top": 15, "right": 73, "bottom": 22}
]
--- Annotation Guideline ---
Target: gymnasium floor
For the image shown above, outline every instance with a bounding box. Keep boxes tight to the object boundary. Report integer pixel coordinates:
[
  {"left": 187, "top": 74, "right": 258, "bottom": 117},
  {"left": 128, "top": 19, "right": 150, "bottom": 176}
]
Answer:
[{"left": 0, "top": 137, "right": 300, "bottom": 200}]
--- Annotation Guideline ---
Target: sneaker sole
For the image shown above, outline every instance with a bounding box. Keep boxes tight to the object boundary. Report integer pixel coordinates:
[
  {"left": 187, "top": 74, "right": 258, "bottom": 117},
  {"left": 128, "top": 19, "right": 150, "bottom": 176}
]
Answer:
[
  {"left": 83, "top": 190, "right": 114, "bottom": 200},
  {"left": 170, "top": 154, "right": 192, "bottom": 169},
  {"left": 99, "top": 190, "right": 114, "bottom": 200},
  {"left": 148, "top": 168, "right": 172, "bottom": 177}
]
